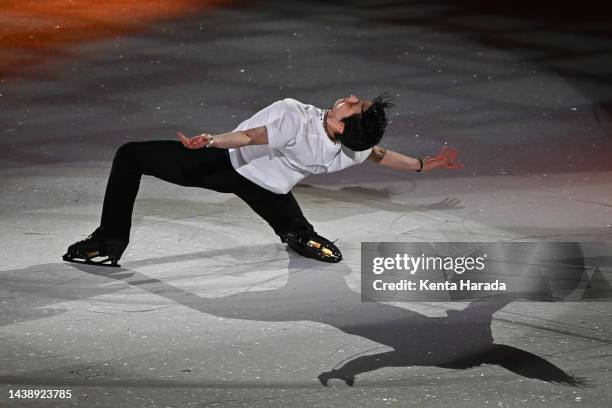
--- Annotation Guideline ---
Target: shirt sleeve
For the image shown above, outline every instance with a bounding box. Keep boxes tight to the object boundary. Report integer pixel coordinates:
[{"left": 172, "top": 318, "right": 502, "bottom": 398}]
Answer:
[
  {"left": 265, "top": 111, "right": 300, "bottom": 149},
  {"left": 325, "top": 146, "right": 372, "bottom": 173},
  {"left": 354, "top": 148, "right": 372, "bottom": 164}
]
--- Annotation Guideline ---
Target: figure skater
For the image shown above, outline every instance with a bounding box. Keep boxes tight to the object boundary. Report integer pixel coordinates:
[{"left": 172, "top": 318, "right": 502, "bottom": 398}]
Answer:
[{"left": 62, "top": 94, "right": 462, "bottom": 266}]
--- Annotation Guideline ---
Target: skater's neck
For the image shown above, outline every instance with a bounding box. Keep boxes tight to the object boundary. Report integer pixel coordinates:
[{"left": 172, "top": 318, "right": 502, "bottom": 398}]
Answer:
[{"left": 323, "top": 110, "right": 339, "bottom": 144}]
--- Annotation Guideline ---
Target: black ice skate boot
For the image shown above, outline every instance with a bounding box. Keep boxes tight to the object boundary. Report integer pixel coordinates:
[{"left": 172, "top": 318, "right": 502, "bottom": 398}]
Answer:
[
  {"left": 62, "top": 227, "right": 127, "bottom": 267},
  {"left": 280, "top": 229, "right": 342, "bottom": 263}
]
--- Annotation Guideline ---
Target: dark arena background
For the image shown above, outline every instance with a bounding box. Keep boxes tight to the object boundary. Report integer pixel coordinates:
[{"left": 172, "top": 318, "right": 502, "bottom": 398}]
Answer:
[{"left": 1, "top": 1, "right": 611, "bottom": 407}]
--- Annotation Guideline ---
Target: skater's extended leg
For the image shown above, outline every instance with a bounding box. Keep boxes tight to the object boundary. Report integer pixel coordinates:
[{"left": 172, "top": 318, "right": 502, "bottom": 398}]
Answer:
[
  {"left": 100, "top": 140, "right": 228, "bottom": 240},
  {"left": 64, "top": 140, "right": 229, "bottom": 266}
]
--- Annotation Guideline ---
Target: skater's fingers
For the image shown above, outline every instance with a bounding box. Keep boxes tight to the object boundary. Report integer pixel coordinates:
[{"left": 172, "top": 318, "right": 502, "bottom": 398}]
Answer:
[
  {"left": 178, "top": 132, "right": 191, "bottom": 148},
  {"left": 178, "top": 132, "right": 206, "bottom": 149},
  {"left": 447, "top": 161, "right": 464, "bottom": 169},
  {"left": 182, "top": 138, "right": 196, "bottom": 149},
  {"left": 178, "top": 131, "right": 192, "bottom": 142}
]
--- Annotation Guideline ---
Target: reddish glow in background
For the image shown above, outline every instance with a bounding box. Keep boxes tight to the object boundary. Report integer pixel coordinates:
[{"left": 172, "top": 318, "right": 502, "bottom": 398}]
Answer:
[{"left": 0, "top": 0, "right": 228, "bottom": 78}]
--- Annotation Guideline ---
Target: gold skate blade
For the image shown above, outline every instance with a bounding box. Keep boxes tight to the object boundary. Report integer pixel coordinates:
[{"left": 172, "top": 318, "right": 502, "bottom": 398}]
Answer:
[{"left": 307, "top": 240, "right": 336, "bottom": 257}]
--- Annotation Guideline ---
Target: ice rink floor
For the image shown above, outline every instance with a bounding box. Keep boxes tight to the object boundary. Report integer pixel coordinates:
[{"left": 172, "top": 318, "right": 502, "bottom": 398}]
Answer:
[{"left": 1, "top": 1, "right": 612, "bottom": 406}]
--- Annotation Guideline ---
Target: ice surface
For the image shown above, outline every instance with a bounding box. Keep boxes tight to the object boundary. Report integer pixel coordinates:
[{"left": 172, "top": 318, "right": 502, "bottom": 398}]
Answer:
[{"left": 1, "top": 1, "right": 611, "bottom": 407}]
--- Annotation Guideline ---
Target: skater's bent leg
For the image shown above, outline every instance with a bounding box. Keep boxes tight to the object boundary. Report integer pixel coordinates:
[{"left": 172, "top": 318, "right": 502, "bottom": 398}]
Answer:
[
  {"left": 232, "top": 186, "right": 343, "bottom": 261},
  {"left": 99, "top": 140, "right": 226, "bottom": 241},
  {"left": 195, "top": 163, "right": 341, "bottom": 262},
  {"left": 99, "top": 142, "right": 141, "bottom": 241}
]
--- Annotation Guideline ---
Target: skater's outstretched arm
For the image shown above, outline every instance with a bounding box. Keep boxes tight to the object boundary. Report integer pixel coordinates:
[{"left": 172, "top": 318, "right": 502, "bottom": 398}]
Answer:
[
  {"left": 368, "top": 145, "right": 463, "bottom": 172},
  {"left": 177, "top": 126, "right": 268, "bottom": 149}
]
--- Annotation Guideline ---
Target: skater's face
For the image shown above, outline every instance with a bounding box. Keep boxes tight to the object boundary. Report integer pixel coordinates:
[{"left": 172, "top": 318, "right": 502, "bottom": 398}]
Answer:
[{"left": 330, "top": 95, "right": 372, "bottom": 122}]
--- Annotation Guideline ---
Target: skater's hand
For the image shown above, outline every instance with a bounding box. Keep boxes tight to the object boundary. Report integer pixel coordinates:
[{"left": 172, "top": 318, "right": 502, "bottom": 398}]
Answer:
[
  {"left": 424, "top": 146, "right": 463, "bottom": 170},
  {"left": 178, "top": 131, "right": 211, "bottom": 149}
]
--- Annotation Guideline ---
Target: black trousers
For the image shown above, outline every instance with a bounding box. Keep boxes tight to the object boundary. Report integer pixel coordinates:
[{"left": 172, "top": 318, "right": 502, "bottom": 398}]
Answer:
[{"left": 99, "top": 141, "right": 313, "bottom": 242}]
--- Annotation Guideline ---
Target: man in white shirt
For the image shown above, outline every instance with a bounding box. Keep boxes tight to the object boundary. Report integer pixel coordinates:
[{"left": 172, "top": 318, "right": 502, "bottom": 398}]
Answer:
[{"left": 63, "top": 94, "right": 461, "bottom": 266}]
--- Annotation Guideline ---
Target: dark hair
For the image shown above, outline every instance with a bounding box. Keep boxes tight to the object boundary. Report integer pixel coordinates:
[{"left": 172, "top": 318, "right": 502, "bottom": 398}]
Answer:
[{"left": 335, "top": 93, "right": 394, "bottom": 151}]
